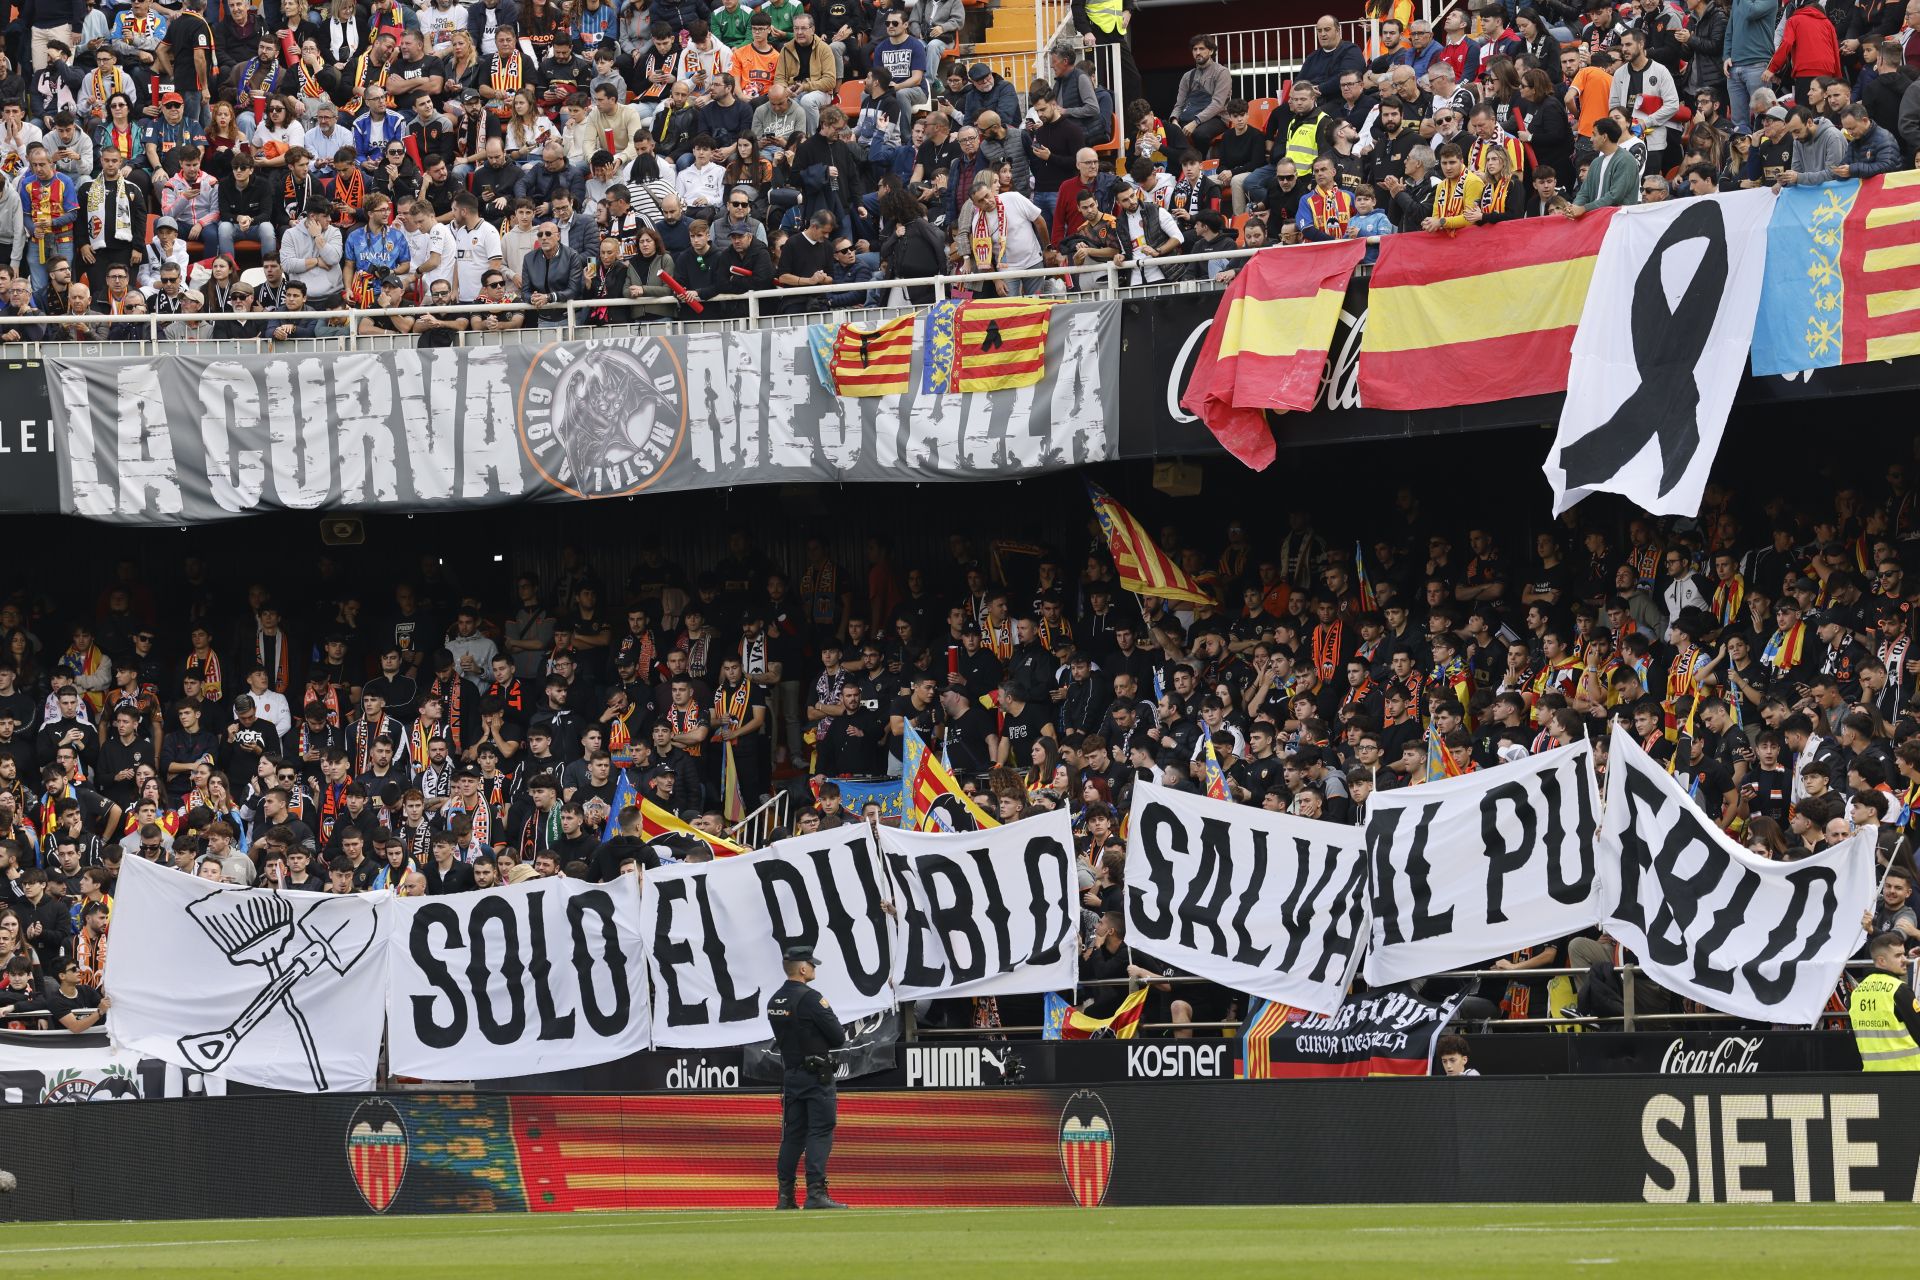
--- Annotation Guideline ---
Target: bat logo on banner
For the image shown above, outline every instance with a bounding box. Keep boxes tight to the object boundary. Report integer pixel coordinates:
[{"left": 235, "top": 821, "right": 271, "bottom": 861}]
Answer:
[
  {"left": 1058, "top": 1090, "right": 1115, "bottom": 1208},
  {"left": 177, "top": 890, "right": 379, "bottom": 1090},
  {"left": 345, "top": 1097, "right": 409, "bottom": 1213},
  {"left": 517, "top": 338, "right": 688, "bottom": 499}
]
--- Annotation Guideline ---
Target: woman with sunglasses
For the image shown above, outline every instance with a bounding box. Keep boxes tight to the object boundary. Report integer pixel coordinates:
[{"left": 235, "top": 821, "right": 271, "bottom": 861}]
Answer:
[
  {"left": 250, "top": 95, "right": 307, "bottom": 170},
  {"left": 371, "top": 139, "right": 422, "bottom": 203}
]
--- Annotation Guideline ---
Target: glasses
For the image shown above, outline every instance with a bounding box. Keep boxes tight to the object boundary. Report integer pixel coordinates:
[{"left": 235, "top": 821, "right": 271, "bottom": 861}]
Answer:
[
  {"left": 834, "top": 246, "right": 855, "bottom": 254},
  {"left": 483, "top": 278, "right": 504, "bottom": 287},
  {"left": 727, "top": 200, "right": 750, "bottom": 208}
]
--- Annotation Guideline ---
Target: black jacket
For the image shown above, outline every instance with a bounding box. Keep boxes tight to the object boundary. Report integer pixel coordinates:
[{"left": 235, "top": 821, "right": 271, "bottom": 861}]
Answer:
[
  {"left": 710, "top": 239, "right": 775, "bottom": 298},
  {"left": 218, "top": 171, "right": 275, "bottom": 224}
]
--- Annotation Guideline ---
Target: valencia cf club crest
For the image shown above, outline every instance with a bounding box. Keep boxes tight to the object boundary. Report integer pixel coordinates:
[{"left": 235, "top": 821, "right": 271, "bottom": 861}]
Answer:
[
  {"left": 1058, "top": 1090, "right": 1114, "bottom": 1208},
  {"left": 517, "top": 338, "right": 687, "bottom": 498},
  {"left": 346, "top": 1098, "right": 408, "bottom": 1213}
]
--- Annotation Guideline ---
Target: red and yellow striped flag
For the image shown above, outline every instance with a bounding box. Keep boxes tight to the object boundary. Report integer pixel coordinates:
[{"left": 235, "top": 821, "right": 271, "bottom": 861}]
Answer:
[
  {"left": 1059, "top": 987, "right": 1148, "bottom": 1040},
  {"left": 952, "top": 298, "right": 1051, "bottom": 391},
  {"left": 1358, "top": 210, "right": 1615, "bottom": 410},
  {"left": 828, "top": 314, "right": 914, "bottom": 396},
  {"left": 1178, "top": 240, "right": 1368, "bottom": 470},
  {"left": 1087, "top": 481, "right": 1214, "bottom": 607}
]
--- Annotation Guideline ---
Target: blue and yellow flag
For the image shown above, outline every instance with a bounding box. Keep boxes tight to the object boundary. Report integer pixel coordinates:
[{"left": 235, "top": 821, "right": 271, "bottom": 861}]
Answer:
[
  {"left": 921, "top": 299, "right": 962, "bottom": 394},
  {"left": 600, "top": 770, "right": 639, "bottom": 844},
  {"left": 805, "top": 323, "right": 838, "bottom": 394},
  {"left": 1202, "top": 728, "right": 1229, "bottom": 801},
  {"left": 1752, "top": 172, "right": 1920, "bottom": 373}
]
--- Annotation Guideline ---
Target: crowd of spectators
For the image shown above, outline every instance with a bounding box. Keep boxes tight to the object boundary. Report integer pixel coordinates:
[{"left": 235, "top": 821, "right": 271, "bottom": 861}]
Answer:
[{"left": 2, "top": 448, "right": 1919, "bottom": 1034}]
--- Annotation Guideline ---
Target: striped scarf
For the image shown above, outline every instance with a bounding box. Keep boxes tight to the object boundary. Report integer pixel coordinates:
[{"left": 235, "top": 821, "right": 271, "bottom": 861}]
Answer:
[{"left": 1711, "top": 574, "right": 1745, "bottom": 628}]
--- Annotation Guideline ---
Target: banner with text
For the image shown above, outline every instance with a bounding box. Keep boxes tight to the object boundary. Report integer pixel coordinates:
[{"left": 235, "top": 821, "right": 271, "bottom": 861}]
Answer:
[
  {"left": 643, "top": 823, "right": 900, "bottom": 1049},
  {"left": 1363, "top": 740, "right": 1602, "bottom": 987},
  {"left": 43, "top": 306, "right": 1116, "bottom": 523},
  {"left": 1123, "top": 782, "right": 1369, "bottom": 1015},
  {"left": 882, "top": 810, "right": 1079, "bottom": 1003},
  {"left": 384, "top": 874, "right": 651, "bottom": 1079},
  {"left": 1597, "top": 725, "right": 1877, "bottom": 1027},
  {"left": 1240, "top": 990, "right": 1463, "bottom": 1078},
  {"left": 105, "top": 854, "right": 391, "bottom": 1093}
]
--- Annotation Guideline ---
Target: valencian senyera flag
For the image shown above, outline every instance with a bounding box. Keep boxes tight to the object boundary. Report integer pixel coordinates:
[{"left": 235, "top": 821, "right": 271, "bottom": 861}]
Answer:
[
  {"left": 1058, "top": 987, "right": 1148, "bottom": 1039},
  {"left": 1087, "top": 481, "right": 1214, "bottom": 607},
  {"left": 826, "top": 313, "right": 914, "bottom": 395},
  {"left": 904, "top": 722, "right": 998, "bottom": 830},
  {"left": 638, "top": 797, "right": 748, "bottom": 857},
  {"left": 922, "top": 298, "right": 1053, "bottom": 393},
  {"left": 1179, "top": 239, "right": 1367, "bottom": 470},
  {"left": 1752, "top": 171, "right": 1920, "bottom": 373}
]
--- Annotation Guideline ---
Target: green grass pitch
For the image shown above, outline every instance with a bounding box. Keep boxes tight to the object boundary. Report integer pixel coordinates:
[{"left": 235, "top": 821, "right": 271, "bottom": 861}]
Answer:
[{"left": 3, "top": 1203, "right": 1918, "bottom": 1277}]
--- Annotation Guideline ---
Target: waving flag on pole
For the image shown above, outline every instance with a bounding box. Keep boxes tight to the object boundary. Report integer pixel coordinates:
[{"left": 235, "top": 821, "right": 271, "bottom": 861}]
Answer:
[
  {"left": 1087, "top": 481, "right": 1214, "bottom": 607},
  {"left": 1201, "top": 728, "right": 1229, "bottom": 801},
  {"left": 721, "top": 741, "right": 746, "bottom": 824},
  {"left": 600, "top": 771, "right": 639, "bottom": 843},
  {"left": 1354, "top": 540, "right": 1377, "bottom": 612},
  {"left": 1058, "top": 987, "right": 1149, "bottom": 1039}
]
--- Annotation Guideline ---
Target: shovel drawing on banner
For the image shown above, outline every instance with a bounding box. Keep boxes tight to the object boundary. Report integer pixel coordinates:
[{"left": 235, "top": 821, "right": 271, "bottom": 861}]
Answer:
[{"left": 178, "top": 891, "right": 378, "bottom": 1090}]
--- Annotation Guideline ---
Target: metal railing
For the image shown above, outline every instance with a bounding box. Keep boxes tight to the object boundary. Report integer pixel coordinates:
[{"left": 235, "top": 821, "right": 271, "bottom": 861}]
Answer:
[
  {"left": 3, "top": 241, "right": 1277, "bottom": 357},
  {"left": 1198, "top": 21, "right": 1378, "bottom": 103},
  {"left": 728, "top": 788, "right": 790, "bottom": 848}
]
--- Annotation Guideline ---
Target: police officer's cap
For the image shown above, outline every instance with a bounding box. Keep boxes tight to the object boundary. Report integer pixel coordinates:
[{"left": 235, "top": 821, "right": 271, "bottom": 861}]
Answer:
[{"left": 784, "top": 945, "right": 820, "bottom": 965}]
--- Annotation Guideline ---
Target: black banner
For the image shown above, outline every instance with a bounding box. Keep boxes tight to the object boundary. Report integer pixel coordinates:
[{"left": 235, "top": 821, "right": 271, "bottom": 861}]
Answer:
[
  {"left": 1120, "top": 286, "right": 1920, "bottom": 458},
  {"left": 0, "top": 360, "right": 59, "bottom": 514},
  {"left": 742, "top": 1009, "right": 901, "bottom": 1084},
  {"left": 6, "top": 1075, "right": 1920, "bottom": 1219}
]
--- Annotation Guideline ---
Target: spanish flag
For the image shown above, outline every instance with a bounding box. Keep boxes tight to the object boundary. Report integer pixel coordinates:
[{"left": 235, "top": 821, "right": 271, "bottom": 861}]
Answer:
[
  {"left": 904, "top": 723, "right": 998, "bottom": 831},
  {"left": 828, "top": 314, "right": 914, "bottom": 396},
  {"left": 637, "top": 796, "right": 748, "bottom": 857},
  {"left": 1059, "top": 987, "right": 1148, "bottom": 1039},
  {"left": 1087, "top": 481, "right": 1214, "bottom": 607},
  {"left": 1179, "top": 240, "right": 1368, "bottom": 471},
  {"left": 1358, "top": 210, "right": 1615, "bottom": 410}
]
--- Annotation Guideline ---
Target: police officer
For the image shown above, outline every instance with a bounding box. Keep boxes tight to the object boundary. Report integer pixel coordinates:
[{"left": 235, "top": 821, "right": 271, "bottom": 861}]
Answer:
[
  {"left": 768, "top": 944, "right": 847, "bottom": 1209},
  {"left": 1848, "top": 932, "right": 1920, "bottom": 1072}
]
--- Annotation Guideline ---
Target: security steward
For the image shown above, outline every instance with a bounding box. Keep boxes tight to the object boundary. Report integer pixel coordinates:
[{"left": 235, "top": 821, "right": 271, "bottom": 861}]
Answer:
[
  {"left": 768, "top": 944, "right": 848, "bottom": 1209},
  {"left": 1848, "top": 932, "right": 1920, "bottom": 1072}
]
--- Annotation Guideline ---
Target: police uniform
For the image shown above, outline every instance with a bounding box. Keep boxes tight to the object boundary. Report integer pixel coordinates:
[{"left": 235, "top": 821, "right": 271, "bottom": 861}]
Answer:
[
  {"left": 768, "top": 944, "right": 848, "bottom": 1208},
  {"left": 1848, "top": 946, "right": 1920, "bottom": 1072}
]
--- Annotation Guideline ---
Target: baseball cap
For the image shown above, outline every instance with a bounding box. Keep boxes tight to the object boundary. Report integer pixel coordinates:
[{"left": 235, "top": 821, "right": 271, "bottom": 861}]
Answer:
[
  {"left": 154, "top": 215, "right": 178, "bottom": 231},
  {"left": 1764, "top": 105, "right": 1788, "bottom": 121},
  {"left": 160, "top": 91, "right": 185, "bottom": 106}
]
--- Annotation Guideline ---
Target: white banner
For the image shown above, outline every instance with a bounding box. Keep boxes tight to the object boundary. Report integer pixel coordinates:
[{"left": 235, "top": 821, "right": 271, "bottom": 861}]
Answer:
[
  {"left": 1363, "top": 739, "right": 1603, "bottom": 986},
  {"left": 106, "top": 854, "right": 390, "bottom": 1092},
  {"left": 1597, "top": 725, "right": 1877, "bottom": 1026},
  {"left": 385, "top": 874, "right": 651, "bottom": 1079},
  {"left": 0, "top": 1032, "right": 232, "bottom": 1103},
  {"left": 1123, "top": 782, "right": 1368, "bottom": 1015},
  {"left": 1548, "top": 188, "right": 1774, "bottom": 517},
  {"left": 882, "top": 809, "right": 1079, "bottom": 1003},
  {"left": 643, "top": 824, "right": 898, "bottom": 1049}
]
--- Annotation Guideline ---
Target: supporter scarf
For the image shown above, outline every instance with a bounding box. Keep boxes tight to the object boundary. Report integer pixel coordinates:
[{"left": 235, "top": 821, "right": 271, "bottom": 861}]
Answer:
[
  {"left": 1311, "top": 620, "right": 1344, "bottom": 682},
  {"left": 432, "top": 674, "right": 468, "bottom": 752},
  {"left": 297, "top": 62, "right": 325, "bottom": 100},
  {"left": 665, "top": 705, "right": 704, "bottom": 758},
  {"left": 1761, "top": 624, "right": 1805, "bottom": 672},
  {"left": 1341, "top": 677, "right": 1375, "bottom": 707},
  {"left": 1039, "top": 617, "right": 1072, "bottom": 653},
  {"left": 1432, "top": 656, "right": 1473, "bottom": 709},
  {"left": 519, "top": 803, "right": 561, "bottom": 856},
  {"left": 985, "top": 617, "right": 1014, "bottom": 661},
  {"left": 344, "top": 51, "right": 390, "bottom": 113},
  {"left": 1304, "top": 186, "right": 1352, "bottom": 238},
  {"left": 489, "top": 53, "right": 523, "bottom": 118},
  {"left": 304, "top": 680, "right": 341, "bottom": 728},
  {"left": 86, "top": 68, "right": 133, "bottom": 116},
  {"left": 38, "top": 783, "right": 72, "bottom": 854},
  {"left": 239, "top": 56, "right": 282, "bottom": 97},
  {"left": 256, "top": 628, "right": 291, "bottom": 693},
  {"left": 1664, "top": 644, "right": 1705, "bottom": 704},
  {"left": 407, "top": 720, "right": 441, "bottom": 772},
  {"left": 1879, "top": 634, "right": 1910, "bottom": 683},
  {"left": 687, "top": 633, "right": 712, "bottom": 679},
  {"left": 446, "top": 793, "right": 492, "bottom": 850},
  {"left": 1905, "top": 780, "right": 1920, "bottom": 837},
  {"left": 608, "top": 713, "right": 634, "bottom": 767},
  {"left": 969, "top": 197, "right": 1006, "bottom": 270},
  {"left": 1626, "top": 545, "right": 1659, "bottom": 591},
  {"left": 1481, "top": 174, "right": 1513, "bottom": 213},
  {"left": 1467, "top": 133, "right": 1521, "bottom": 180},
  {"left": 1712, "top": 574, "right": 1746, "bottom": 628},
  {"left": 1432, "top": 174, "right": 1476, "bottom": 225},
  {"left": 714, "top": 681, "right": 749, "bottom": 731},
  {"left": 799, "top": 561, "right": 839, "bottom": 626},
  {"left": 85, "top": 174, "right": 133, "bottom": 248},
  {"left": 351, "top": 715, "right": 393, "bottom": 775},
  {"left": 1530, "top": 654, "right": 1579, "bottom": 702},
  {"left": 318, "top": 780, "right": 347, "bottom": 842},
  {"left": 332, "top": 166, "right": 365, "bottom": 227}
]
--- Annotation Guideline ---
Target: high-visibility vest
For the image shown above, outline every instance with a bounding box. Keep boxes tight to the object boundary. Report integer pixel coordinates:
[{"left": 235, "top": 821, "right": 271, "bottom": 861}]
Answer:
[
  {"left": 1082, "top": 0, "right": 1124, "bottom": 35},
  {"left": 1284, "top": 111, "right": 1326, "bottom": 168},
  {"left": 1849, "top": 971, "right": 1920, "bottom": 1071}
]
